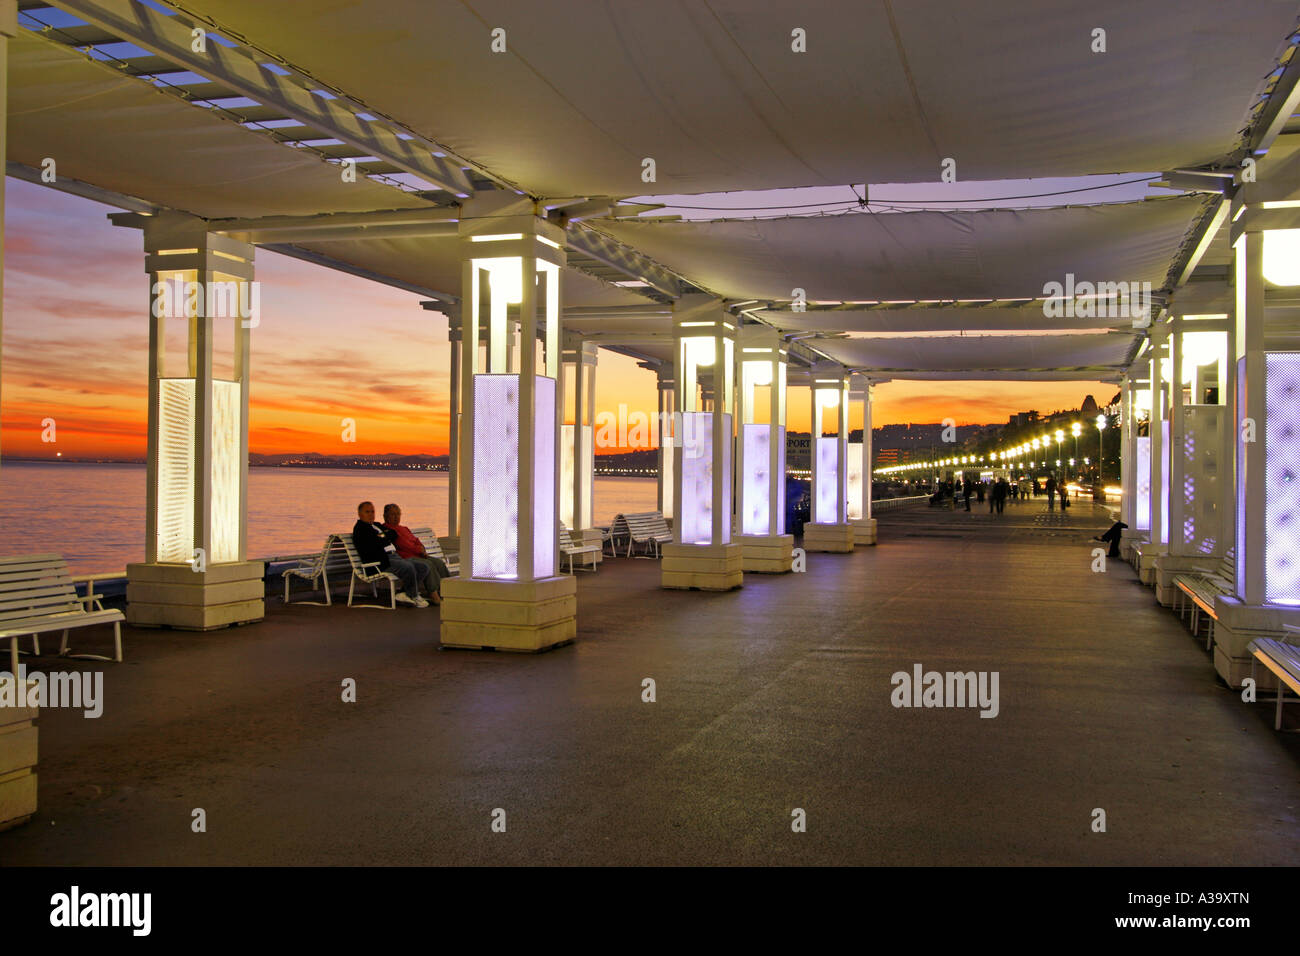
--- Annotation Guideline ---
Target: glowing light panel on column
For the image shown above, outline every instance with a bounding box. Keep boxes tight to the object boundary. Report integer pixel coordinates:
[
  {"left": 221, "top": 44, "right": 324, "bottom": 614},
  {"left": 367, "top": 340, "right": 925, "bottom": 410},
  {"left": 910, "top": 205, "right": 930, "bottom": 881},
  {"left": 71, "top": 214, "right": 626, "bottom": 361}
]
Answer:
[
  {"left": 534, "top": 376, "right": 557, "bottom": 579},
  {"left": 848, "top": 442, "right": 863, "bottom": 520},
  {"left": 560, "top": 424, "right": 575, "bottom": 528},
  {"left": 680, "top": 412, "right": 713, "bottom": 545},
  {"left": 156, "top": 379, "right": 195, "bottom": 563},
  {"left": 741, "top": 423, "right": 769, "bottom": 536},
  {"left": 1135, "top": 435, "right": 1150, "bottom": 531},
  {"left": 1161, "top": 419, "right": 1170, "bottom": 546},
  {"left": 472, "top": 374, "right": 520, "bottom": 579},
  {"left": 815, "top": 437, "right": 838, "bottom": 523},
  {"left": 1266, "top": 353, "right": 1300, "bottom": 603}
]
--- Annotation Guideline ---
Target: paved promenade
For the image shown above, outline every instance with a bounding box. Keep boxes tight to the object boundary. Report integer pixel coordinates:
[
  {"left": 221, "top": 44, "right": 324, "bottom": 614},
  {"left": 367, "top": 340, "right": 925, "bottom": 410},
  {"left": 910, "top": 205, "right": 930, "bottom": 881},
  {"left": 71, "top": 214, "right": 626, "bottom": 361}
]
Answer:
[{"left": 2, "top": 499, "right": 1296, "bottom": 865}]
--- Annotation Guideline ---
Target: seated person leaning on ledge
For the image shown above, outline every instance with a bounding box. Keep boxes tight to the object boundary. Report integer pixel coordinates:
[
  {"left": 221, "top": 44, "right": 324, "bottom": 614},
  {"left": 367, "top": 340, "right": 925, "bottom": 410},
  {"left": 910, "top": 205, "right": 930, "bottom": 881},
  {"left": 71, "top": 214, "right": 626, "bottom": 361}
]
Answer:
[
  {"left": 353, "top": 500, "right": 429, "bottom": 607},
  {"left": 382, "top": 503, "right": 448, "bottom": 605}
]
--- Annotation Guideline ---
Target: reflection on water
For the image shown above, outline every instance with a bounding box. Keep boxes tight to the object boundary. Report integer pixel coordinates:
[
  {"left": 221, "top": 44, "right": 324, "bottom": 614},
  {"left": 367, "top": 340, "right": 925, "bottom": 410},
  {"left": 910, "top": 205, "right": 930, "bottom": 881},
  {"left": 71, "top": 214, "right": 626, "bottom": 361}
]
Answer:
[{"left": 0, "top": 462, "right": 659, "bottom": 575}]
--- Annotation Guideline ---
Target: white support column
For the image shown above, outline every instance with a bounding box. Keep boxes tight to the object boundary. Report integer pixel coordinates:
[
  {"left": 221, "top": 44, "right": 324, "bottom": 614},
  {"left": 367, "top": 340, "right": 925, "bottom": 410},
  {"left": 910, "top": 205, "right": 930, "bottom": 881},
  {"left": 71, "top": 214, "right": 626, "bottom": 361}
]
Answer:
[
  {"left": 561, "top": 335, "right": 601, "bottom": 562},
  {"left": 735, "top": 325, "right": 792, "bottom": 572},
  {"left": 849, "top": 375, "right": 876, "bottom": 545},
  {"left": 1153, "top": 309, "right": 1232, "bottom": 606},
  {"left": 654, "top": 365, "right": 676, "bottom": 521},
  {"left": 662, "top": 296, "right": 741, "bottom": 590},
  {"left": 804, "top": 365, "right": 854, "bottom": 553},
  {"left": 446, "top": 308, "right": 462, "bottom": 541},
  {"left": 1209, "top": 186, "right": 1300, "bottom": 687},
  {"left": 439, "top": 195, "right": 575, "bottom": 652},
  {"left": 120, "top": 212, "right": 264, "bottom": 630}
]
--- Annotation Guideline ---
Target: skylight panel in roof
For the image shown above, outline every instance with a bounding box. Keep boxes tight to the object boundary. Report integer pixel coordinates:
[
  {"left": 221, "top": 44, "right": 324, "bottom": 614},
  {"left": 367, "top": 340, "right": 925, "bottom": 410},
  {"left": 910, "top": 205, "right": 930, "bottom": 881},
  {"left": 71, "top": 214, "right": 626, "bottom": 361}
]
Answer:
[{"left": 18, "top": 7, "right": 86, "bottom": 29}]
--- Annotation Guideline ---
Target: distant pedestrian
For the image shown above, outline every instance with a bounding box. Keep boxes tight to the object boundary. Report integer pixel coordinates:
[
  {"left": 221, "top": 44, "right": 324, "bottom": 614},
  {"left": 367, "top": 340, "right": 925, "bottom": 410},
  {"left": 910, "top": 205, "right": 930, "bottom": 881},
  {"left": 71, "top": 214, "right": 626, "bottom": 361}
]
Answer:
[
  {"left": 977, "top": 481, "right": 986, "bottom": 504},
  {"left": 993, "top": 477, "right": 1008, "bottom": 514},
  {"left": 1045, "top": 474, "right": 1057, "bottom": 510}
]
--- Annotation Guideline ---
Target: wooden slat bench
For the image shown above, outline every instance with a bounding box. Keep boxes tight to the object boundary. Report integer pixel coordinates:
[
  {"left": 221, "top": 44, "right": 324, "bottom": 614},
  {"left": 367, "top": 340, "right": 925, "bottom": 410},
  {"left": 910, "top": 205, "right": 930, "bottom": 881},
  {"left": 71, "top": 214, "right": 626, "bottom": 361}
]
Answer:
[
  {"left": 620, "top": 512, "right": 673, "bottom": 558},
  {"left": 0, "top": 554, "right": 125, "bottom": 676},
  {"left": 603, "top": 515, "right": 629, "bottom": 556},
  {"left": 337, "top": 533, "right": 401, "bottom": 609},
  {"left": 409, "top": 527, "right": 460, "bottom": 577},
  {"left": 560, "top": 526, "right": 601, "bottom": 573},
  {"left": 1172, "top": 549, "right": 1235, "bottom": 651},
  {"left": 283, "top": 536, "right": 352, "bottom": 606},
  {"left": 1248, "top": 635, "right": 1300, "bottom": 730}
]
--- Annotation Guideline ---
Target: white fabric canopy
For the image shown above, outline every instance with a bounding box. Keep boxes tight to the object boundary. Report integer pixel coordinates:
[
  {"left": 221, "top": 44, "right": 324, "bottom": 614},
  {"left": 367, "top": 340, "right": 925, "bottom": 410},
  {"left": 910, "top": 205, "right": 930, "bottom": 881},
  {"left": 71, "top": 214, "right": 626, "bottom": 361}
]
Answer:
[
  {"left": 600, "top": 198, "right": 1205, "bottom": 302},
  {"left": 182, "top": 0, "right": 1299, "bottom": 196},
  {"left": 814, "top": 331, "right": 1138, "bottom": 380}
]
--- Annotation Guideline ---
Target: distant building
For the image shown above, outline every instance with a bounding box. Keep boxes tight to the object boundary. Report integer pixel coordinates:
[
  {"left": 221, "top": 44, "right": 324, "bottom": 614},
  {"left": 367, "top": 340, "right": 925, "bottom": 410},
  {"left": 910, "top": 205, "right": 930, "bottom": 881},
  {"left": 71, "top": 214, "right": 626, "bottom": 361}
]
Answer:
[{"left": 1080, "top": 394, "right": 1099, "bottom": 417}]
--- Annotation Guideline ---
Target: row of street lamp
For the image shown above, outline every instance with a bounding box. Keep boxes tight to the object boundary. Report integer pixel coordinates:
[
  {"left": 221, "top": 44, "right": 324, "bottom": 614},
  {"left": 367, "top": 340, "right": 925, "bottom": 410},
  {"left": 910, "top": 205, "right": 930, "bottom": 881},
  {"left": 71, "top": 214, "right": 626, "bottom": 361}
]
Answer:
[{"left": 878, "top": 414, "right": 1108, "bottom": 478}]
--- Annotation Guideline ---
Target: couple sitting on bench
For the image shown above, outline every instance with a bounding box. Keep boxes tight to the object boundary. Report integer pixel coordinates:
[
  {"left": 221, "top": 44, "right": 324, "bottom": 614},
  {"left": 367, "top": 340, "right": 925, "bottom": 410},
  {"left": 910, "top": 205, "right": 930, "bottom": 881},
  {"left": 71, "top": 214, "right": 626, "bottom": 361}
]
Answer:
[{"left": 352, "top": 501, "right": 449, "bottom": 607}]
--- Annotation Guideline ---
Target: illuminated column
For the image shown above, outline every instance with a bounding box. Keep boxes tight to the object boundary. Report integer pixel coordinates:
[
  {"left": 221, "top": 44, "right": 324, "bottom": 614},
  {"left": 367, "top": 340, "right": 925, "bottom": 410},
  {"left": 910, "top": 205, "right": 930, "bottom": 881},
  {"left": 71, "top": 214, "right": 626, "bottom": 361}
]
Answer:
[
  {"left": 1204, "top": 190, "right": 1300, "bottom": 685},
  {"left": 848, "top": 375, "right": 876, "bottom": 545},
  {"left": 439, "top": 195, "right": 575, "bottom": 651},
  {"left": 561, "top": 335, "right": 601, "bottom": 558},
  {"left": 803, "top": 366, "right": 854, "bottom": 553},
  {"left": 1137, "top": 325, "right": 1169, "bottom": 585},
  {"left": 662, "top": 296, "right": 741, "bottom": 590},
  {"left": 446, "top": 307, "right": 462, "bottom": 540},
  {"left": 734, "top": 325, "right": 792, "bottom": 572},
  {"left": 655, "top": 365, "right": 675, "bottom": 520},
  {"left": 1153, "top": 310, "right": 1231, "bottom": 605},
  {"left": 121, "top": 212, "right": 264, "bottom": 629}
]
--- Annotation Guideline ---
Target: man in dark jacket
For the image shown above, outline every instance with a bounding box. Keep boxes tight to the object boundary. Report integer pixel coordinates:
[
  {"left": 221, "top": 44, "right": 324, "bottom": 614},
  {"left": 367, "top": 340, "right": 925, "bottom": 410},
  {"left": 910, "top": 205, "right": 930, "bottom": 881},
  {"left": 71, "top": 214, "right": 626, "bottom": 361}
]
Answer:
[{"left": 352, "top": 500, "right": 428, "bottom": 607}]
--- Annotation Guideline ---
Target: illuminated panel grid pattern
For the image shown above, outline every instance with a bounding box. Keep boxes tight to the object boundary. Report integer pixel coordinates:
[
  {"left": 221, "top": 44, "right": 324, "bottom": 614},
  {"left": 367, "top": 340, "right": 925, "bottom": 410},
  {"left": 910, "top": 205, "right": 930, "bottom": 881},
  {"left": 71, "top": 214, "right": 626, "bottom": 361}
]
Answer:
[
  {"left": 661, "top": 442, "right": 674, "bottom": 520},
  {"left": 578, "top": 424, "right": 593, "bottom": 530},
  {"left": 718, "top": 413, "right": 732, "bottom": 545},
  {"left": 534, "top": 377, "right": 557, "bottom": 579},
  {"left": 560, "top": 423, "right": 575, "bottom": 529},
  {"left": 741, "top": 423, "right": 770, "bottom": 536},
  {"left": 776, "top": 425, "right": 786, "bottom": 534},
  {"left": 156, "top": 378, "right": 195, "bottom": 563},
  {"left": 210, "top": 381, "right": 241, "bottom": 564},
  {"left": 472, "top": 374, "right": 520, "bottom": 579},
  {"left": 815, "top": 437, "right": 838, "bottom": 524},
  {"left": 1161, "top": 420, "right": 1170, "bottom": 546},
  {"left": 1181, "top": 406, "right": 1221, "bottom": 556},
  {"left": 1135, "top": 436, "right": 1151, "bottom": 531},
  {"left": 847, "top": 441, "right": 864, "bottom": 520},
  {"left": 1237, "top": 357, "right": 1247, "bottom": 598},
  {"left": 680, "top": 412, "right": 713, "bottom": 545},
  {"left": 1266, "top": 353, "right": 1300, "bottom": 604}
]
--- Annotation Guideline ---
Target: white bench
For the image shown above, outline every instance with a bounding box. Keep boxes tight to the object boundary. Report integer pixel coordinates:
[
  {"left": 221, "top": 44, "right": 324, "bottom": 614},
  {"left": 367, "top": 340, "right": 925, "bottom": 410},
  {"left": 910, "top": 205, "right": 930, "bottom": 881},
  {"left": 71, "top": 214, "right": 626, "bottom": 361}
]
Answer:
[
  {"left": 283, "top": 536, "right": 352, "bottom": 606},
  {"left": 1248, "top": 634, "right": 1300, "bottom": 731},
  {"left": 409, "top": 527, "right": 460, "bottom": 577},
  {"left": 337, "top": 533, "right": 401, "bottom": 609},
  {"left": 560, "top": 525, "right": 601, "bottom": 573},
  {"left": 615, "top": 512, "right": 673, "bottom": 558},
  {"left": 0, "top": 554, "right": 124, "bottom": 676},
  {"left": 1172, "top": 550, "right": 1235, "bottom": 651}
]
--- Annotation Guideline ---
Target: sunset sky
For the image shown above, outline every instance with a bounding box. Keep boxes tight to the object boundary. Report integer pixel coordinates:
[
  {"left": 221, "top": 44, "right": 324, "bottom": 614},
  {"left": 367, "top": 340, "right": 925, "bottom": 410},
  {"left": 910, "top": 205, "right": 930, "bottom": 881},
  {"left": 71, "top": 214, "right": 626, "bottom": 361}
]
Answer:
[{"left": 0, "top": 178, "right": 1109, "bottom": 459}]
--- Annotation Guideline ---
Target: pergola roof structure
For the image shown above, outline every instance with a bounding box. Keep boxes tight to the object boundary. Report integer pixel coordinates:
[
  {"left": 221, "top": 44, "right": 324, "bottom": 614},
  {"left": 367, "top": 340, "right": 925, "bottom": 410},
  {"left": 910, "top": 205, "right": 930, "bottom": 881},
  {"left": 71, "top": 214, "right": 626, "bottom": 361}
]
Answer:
[{"left": 10, "top": 0, "right": 1300, "bottom": 379}]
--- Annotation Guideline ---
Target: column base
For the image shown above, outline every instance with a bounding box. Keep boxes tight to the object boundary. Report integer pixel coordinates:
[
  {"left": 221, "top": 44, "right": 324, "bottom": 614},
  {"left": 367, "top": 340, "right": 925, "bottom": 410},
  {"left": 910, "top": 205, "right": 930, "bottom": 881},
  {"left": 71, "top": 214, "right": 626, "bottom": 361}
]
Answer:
[
  {"left": 126, "top": 562, "right": 265, "bottom": 630},
  {"left": 738, "top": 534, "right": 794, "bottom": 573},
  {"left": 0, "top": 677, "right": 38, "bottom": 831},
  {"left": 578, "top": 527, "right": 604, "bottom": 566},
  {"left": 1153, "top": 553, "right": 1224, "bottom": 607},
  {"left": 1210, "top": 597, "right": 1300, "bottom": 691},
  {"left": 850, "top": 517, "right": 877, "bottom": 546},
  {"left": 439, "top": 575, "right": 577, "bottom": 652},
  {"left": 1136, "top": 548, "right": 1164, "bottom": 587},
  {"left": 1120, "top": 529, "right": 1146, "bottom": 565},
  {"left": 661, "top": 543, "right": 743, "bottom": 590},
  {"left": 803, "top": 522, "right": 855, "bottom": 553}
]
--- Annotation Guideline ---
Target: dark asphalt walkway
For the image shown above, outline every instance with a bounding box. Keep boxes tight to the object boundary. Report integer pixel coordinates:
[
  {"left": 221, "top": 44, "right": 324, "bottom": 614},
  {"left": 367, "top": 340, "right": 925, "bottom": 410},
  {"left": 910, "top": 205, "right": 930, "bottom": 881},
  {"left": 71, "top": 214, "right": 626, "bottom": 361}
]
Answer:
[{"left": 2, "top": 499, "right": 1297, "bottom": 865}]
